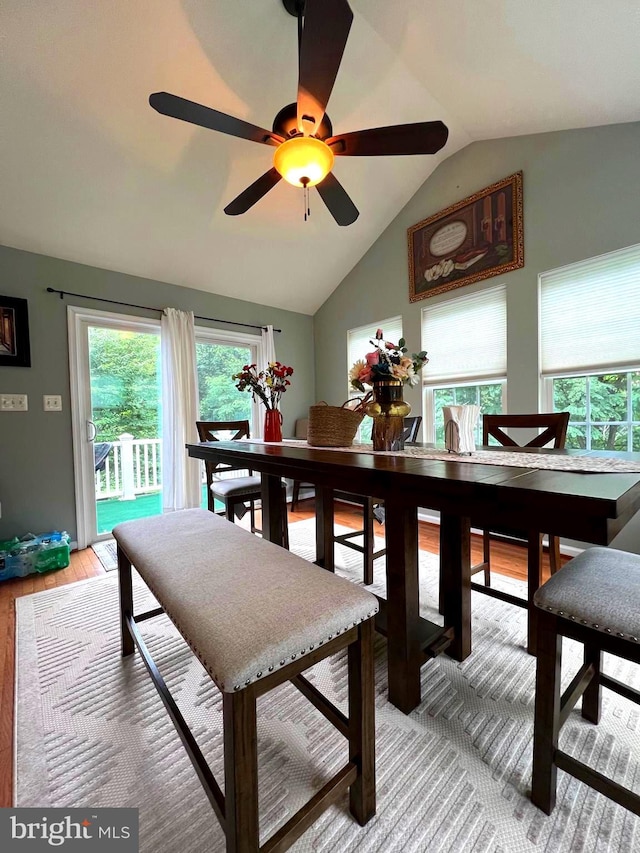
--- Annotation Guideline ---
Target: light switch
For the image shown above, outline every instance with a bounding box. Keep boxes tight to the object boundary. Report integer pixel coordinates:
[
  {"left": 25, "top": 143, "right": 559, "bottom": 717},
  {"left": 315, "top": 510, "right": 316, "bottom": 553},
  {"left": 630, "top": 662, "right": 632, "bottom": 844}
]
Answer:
[
  {"left": 0, "top": 394, "right": 28, "bottom": 411},
  {"left": 43, "top": 395, "right": 63, "bottom": 412}
]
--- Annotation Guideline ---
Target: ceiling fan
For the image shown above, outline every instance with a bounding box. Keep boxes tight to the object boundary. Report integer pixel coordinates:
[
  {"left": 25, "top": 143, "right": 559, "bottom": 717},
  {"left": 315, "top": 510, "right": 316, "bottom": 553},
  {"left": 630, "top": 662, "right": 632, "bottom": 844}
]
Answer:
[{"left": 149, "top": 0, "right": 448, "bottom": 226}]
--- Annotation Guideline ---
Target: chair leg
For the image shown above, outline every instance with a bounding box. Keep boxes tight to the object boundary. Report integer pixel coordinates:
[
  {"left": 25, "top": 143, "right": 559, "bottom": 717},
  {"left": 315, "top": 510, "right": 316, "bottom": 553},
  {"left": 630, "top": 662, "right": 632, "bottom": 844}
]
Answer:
[
  {"left": 582, "top": 641, "right": 602, "bottom": 724},
  {"left": 280, "top": 484, "right": 289, "bottom": 550},
  {"left": 348, "top": 619, "right": 376, "bottom": 825},
  {"left": 207, "top": 484, "right": 216, "bottom": 513},
  {"left": 549, "top": 535, "right": 562, "bottom": 575},
  {"left": 224, "top": 496, "right": 235, "bottom": 523},
  {"left": 249, "top": 500, "right": 258, "bottom": 534},
  {"left": 363, "top": 499, "right": 375, "bottom": 585},
  {"left": 482, "top": 531, "right": 491, "bottom": 587},
  {"left": 531, "top": 609, "right": 562, "bottom": 814},
  {"left": 223, "top": 689, "right": 259, "bottom": 852},
  {"left": 291, "top": 480, "right": 300, "bottom": 512}
]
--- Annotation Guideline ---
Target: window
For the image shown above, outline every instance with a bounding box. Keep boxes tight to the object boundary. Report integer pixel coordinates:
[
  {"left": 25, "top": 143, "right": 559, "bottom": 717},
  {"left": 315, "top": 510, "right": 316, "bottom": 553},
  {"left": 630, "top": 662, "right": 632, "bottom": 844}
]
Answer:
[
  {"left": 347, "top": 316, "right": 403, "bottom": 442},
  {"left": 421, "top": 286, "right": 506, "bottom": 442},
  {"left": 540, "top": 244, "right": 640, "bottom": 451},
  {"left": 195, "top": 328, "right": 259, "bottom": 428}
]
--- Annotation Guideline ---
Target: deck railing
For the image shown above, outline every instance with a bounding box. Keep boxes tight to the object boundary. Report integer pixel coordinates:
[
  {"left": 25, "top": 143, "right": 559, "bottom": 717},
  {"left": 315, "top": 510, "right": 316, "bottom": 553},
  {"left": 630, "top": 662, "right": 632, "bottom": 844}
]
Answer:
[{"left": 95, "top": 434, "right": 248, "bottom": 500}]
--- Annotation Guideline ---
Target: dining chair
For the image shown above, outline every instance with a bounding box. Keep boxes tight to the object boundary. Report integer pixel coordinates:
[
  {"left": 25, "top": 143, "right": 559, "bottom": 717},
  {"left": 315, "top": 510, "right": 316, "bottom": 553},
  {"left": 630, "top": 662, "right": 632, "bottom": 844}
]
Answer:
[
  {"left": 471, "top": 411, "right": 570, "bottom": 585},
  {"left": 334, "top": 416, "right": 422, "bottom": 584},
  {"left": 291, "top": 416, "right": 421, "bottom": 583},
  {"left": 196, "top": 420, "right": 289, "bottom": 547}
]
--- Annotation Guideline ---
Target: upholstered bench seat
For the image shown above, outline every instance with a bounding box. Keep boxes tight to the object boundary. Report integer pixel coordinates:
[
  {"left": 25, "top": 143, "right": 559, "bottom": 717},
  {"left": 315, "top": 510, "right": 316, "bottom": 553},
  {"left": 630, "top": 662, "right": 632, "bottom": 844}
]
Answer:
[
  {"left": 534, "top": 545, "right": 640, "bottom": 643},
  {"left": 113, "top": 508, "right": 378, "bottom": 692},
  {"left": 113, "top": 508, "right": 378, "bottom": 853}
]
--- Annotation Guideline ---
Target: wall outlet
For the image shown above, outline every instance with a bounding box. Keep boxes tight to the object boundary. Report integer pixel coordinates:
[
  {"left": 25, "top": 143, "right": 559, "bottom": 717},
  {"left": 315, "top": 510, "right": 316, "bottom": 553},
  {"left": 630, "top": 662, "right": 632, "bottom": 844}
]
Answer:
[
  {"left": 43, "top": 394, "right": 63, "bottom": 412},
  {"left": 0, "top": 394, "right": 28, "bottom": 411}
]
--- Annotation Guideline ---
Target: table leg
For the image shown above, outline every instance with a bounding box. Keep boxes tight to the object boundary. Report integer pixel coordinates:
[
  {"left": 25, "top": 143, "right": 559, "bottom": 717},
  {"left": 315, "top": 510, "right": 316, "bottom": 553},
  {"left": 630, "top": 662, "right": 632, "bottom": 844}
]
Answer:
[
  {"left": 315, "top": 486, "right": 335, "bottom": 571},
  {"left": 260, "top": 474, "right": 285, "bottom": 545},
  {"left": 384, "top": 502, "right": 421, "bottom": 713},
  {"left": 527, "top": 532, "right": 543, "bottom": 655},
  {"left": 440, "top": 513, "right": 472, "bottom": 662}
]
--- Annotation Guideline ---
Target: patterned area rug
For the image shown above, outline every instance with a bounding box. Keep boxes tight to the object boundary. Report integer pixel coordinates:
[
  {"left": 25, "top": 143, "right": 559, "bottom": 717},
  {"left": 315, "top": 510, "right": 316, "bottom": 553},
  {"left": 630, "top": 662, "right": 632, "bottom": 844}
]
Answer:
[
  {"left": 15, "top": 520, "right": 640, "bottom": 852},
  {"left": 91, "top": 538, "right": 117, "bottom": 571}
]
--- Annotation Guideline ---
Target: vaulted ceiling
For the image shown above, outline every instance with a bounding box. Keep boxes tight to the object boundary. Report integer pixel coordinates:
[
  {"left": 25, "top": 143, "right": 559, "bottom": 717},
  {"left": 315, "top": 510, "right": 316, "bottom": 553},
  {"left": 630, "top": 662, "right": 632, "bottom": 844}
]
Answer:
[{"left": 2, "top": 1, "right": 639, "bottom": 314}]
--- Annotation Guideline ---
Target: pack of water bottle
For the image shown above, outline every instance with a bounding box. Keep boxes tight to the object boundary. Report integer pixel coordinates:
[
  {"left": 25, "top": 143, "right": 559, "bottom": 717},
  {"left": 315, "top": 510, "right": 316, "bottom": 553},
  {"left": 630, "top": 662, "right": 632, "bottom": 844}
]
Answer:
[{"left": 0, "top": 531, "right": 71, "bottom": 582}]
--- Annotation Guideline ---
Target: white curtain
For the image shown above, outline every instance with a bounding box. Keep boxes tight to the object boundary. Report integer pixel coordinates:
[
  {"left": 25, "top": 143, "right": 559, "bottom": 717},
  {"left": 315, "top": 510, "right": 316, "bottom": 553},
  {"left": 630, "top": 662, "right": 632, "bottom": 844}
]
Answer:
[
  {"left": 258, "top": 325, "right": 277, "bottom": 439},
  {"left": 262, "top": 324, "right": 276, "bottom": 367},
  {"left": 161, "top": 308, "right": 201, "bottom": 512}
]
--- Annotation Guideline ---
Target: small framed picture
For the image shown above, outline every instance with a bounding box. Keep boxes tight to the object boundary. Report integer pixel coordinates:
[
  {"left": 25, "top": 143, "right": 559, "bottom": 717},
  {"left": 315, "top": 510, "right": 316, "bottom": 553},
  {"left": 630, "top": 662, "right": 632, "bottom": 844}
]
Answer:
[
  {"left": 0, "top": 295, "right": 31, "bottom": 367},
  {"left": 408, "top": 171, "right": 524, "bottom": 301}
]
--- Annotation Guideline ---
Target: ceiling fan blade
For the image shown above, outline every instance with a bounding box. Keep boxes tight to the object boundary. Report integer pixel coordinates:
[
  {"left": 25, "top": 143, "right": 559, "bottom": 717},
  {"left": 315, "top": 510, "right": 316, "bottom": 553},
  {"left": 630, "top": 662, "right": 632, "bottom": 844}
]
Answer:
[
  {"left": 327, "top": 121, "right": 449, "bottom": 156},
  {"left": 297, "top": 0, "right": 353, "bottom": 136},
  {"left": 149, "top": 92, "right": 283, "bottom": 147},
  {"left": 224, "top": 168, "right": 282, "bottom": 216},
  {"left": 316, "top": 172, "right": 359, "bottom": 226}
]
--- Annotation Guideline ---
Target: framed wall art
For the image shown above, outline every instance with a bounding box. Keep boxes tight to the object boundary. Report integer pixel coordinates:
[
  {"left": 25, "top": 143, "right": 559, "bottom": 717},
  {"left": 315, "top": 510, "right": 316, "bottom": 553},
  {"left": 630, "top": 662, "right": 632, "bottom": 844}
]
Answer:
[
  {"left": 408, "top": 171, "right": 524, "bottom": 302},
  {"left": 0, "top": 295, "right": 31, "bottom": 367}
]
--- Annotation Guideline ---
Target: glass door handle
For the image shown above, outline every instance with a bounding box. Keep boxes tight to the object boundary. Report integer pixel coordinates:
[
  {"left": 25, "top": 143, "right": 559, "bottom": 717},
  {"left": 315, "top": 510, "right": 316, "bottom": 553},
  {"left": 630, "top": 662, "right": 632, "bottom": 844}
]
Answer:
[{"left": 87, "top": 420, "right": 97, "bottom": 442}]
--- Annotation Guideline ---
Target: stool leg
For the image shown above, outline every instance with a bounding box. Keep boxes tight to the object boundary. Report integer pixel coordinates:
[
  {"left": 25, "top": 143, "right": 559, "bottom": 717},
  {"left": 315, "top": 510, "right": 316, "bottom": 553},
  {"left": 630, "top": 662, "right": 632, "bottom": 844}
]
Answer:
[
  {"left": 531, "top": 609, "right": 562, "bottom": 814},
  {"left": 582, "top": 642, "right": 602, "bottom": 724},
  {"left": 363, "top": 499, "right": 375, "bottom": 586},
  {"left": 224, "top": 689, "right": 259, "bottom": 853},
  {"left": 482, "top": 530, "right": 491, "bottom": 587},
  {"left": 224, "top": 496, "right": 235, "bottom": 523},
  {"left": 549, "top": 535, "right": 562, "bottom": 575},
  {"left": 117, "top": 546, "right": 134, "bottom": 657},
  {"left": 348, "top": 618, "right": 376, "bottom": 825}
]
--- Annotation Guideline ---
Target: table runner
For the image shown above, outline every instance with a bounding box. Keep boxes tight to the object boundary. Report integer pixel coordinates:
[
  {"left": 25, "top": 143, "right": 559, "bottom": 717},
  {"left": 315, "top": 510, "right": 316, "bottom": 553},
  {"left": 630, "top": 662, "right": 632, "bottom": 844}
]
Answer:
[{"left": 250, "top": 439, "right": 640, "bottom": 474}]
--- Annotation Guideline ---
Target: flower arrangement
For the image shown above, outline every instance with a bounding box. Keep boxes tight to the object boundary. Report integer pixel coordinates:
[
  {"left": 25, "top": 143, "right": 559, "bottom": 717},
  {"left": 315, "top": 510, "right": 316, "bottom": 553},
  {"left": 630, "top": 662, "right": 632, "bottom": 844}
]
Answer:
[
  {"left": 349, "top": 328, "right": 428, "bottom": 393},
  {"left": 233, "top": 361, "right": 294, "bottom": 410}
]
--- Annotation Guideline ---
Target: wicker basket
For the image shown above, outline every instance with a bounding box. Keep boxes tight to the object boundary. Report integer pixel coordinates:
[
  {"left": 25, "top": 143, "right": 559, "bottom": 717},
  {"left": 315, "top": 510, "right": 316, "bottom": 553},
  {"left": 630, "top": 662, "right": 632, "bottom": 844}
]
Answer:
[{"left": 307, "top": 400, "right": 364, "bottom": 447}]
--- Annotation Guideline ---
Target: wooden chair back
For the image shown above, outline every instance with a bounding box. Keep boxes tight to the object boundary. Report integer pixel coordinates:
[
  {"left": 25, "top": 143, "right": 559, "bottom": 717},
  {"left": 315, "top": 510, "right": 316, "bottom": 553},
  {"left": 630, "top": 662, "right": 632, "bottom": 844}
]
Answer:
[
  {"left": 196, "top": 420, "right": 253, "bottom": 496},
  {"left": 402, "top": 416, "right": 422, "bottom": 443},
  {"left": 483, "top": 412, "right": 570, "bottom": 449}
]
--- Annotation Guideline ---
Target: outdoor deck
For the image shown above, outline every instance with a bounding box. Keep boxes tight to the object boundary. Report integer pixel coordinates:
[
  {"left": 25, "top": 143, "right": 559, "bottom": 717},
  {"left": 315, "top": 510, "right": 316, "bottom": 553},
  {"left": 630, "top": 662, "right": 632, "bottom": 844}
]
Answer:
[{"left": 96, "top": 486, "right": 211, "bottom": 533}]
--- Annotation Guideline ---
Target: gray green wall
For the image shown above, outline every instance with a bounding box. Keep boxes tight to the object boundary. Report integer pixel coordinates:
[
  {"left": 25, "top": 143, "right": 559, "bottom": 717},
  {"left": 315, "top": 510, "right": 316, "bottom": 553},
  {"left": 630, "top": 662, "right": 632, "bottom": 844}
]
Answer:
[
  {"left": 313, "top": 120, "right": 640, "bottom": 552},
  {"left": 0, "top": 245, "right": 314, "bottom": 541}
]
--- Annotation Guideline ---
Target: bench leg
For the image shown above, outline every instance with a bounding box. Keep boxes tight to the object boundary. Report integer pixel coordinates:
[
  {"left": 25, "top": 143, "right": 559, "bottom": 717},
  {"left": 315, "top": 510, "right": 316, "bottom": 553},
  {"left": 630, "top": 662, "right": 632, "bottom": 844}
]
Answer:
[
  {"left": 117, "top": 546, "right": 134, "bottom": 658},
  {"left": 531, "top": 609, "right": 562, "bottom": 814},
  {"left": 348, "top": 618, "right": 376, "bottom": 825},
  {"left": 223, "top": 689, "right": 259, "bottom": 853}
]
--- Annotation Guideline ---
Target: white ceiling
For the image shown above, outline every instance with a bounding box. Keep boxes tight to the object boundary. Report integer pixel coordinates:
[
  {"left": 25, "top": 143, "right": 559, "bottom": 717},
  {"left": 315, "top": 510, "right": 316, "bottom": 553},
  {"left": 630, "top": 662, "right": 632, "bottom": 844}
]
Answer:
[{"left": 2, "top": 1, "right": 639, "bottom": 314}]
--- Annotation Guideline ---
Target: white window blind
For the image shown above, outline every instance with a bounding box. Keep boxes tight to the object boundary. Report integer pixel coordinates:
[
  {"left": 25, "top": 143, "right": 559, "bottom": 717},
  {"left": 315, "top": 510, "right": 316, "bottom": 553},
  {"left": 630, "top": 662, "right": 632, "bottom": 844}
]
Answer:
[
  {"left": 347, "top": 316, "right": 403, "bottom": 385},
  {"left": 540, "top": 243, "right": 640, "bottom": 375},
  {"left": 421, "top": 286, "right": 506, "bottom": 384}
]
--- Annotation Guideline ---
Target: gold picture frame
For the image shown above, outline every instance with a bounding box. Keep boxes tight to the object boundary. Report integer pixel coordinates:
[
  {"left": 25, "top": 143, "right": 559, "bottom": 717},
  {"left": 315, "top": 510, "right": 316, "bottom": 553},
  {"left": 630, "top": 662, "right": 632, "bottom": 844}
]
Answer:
[{"left": 408, "top": 171, "right": 524, "bottom": 302}]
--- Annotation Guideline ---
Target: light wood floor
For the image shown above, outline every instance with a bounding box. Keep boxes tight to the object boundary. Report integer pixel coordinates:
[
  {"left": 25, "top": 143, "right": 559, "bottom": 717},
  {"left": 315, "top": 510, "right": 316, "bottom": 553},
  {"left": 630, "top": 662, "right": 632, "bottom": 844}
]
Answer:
[{"left": 0, "top": 499, "right": 560, "bottom": 807}]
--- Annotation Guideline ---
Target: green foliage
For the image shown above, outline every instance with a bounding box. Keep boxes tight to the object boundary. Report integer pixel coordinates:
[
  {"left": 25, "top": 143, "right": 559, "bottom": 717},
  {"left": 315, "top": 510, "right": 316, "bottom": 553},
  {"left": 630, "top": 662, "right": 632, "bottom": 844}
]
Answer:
[
  {"left": 89, "top": 328, "right": 161, "bottom": 441},
  {"left": 88, "top": 330, "right": 254, "bottom": 441},
  {"left": 196, "top": 342, "right": 253, "bottom": 422},
  {"left": 553, "top": 372, "right": 640, "bottom": 451}
]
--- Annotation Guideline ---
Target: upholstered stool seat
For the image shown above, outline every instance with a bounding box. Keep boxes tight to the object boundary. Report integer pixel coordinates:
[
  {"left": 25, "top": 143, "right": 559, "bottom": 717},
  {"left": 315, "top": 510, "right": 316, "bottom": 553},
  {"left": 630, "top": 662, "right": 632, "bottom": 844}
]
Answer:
[
  {"left": 531, "top": 546, "right": 640, "bottom": 817},
  {"left": 210, "top": 475, "right": 262, "bottom": 500},
  {"left": 114, "top": 509, "right": 378, "bottom": 851},
  {"left": 534, "top": 546, "right": 640, "bottom": 642}
]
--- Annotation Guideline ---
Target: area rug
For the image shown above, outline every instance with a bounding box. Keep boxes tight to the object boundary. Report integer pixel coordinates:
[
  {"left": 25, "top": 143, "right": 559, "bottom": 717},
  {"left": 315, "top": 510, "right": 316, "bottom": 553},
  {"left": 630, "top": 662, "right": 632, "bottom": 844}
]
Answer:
[
  {"left": 91, "top": 538, "right": 117, "bottom": 571},
  {"left": 15, "top": 519, "right": 640, "bottom": 852}
]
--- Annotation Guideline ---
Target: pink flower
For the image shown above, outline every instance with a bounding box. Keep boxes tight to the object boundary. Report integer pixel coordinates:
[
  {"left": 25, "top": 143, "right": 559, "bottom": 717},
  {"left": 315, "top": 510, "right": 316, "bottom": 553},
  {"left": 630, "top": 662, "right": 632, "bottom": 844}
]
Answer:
[
  {"left": 365, "top": 350, "right": 380, "bottom": 366},
  {"left": 358, "top": 366, "right": 372, "bottom": 384},
  {"left": 375, "top": 328, "right": 384, "bottom": 339}
]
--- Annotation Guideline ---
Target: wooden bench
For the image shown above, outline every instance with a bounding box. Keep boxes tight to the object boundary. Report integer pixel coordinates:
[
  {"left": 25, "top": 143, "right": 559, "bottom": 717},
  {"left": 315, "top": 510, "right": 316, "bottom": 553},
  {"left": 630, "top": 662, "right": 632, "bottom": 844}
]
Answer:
[{"left": 113, "top": 508, "right": 378, "bottom": 853}]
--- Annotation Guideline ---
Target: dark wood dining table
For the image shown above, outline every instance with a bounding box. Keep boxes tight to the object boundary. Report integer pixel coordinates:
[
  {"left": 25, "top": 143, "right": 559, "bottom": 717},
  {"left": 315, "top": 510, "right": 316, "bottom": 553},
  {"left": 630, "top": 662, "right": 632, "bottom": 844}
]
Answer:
[{"left": 186, "top": 440, "right": 640, "bottom": 714}]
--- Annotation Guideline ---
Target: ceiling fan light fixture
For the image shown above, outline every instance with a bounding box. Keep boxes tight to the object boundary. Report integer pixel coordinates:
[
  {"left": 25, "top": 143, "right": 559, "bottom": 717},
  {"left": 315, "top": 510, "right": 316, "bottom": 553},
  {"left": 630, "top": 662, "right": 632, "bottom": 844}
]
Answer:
[{"left": 273, "top": 136, "right": 334, "bottom": 187}]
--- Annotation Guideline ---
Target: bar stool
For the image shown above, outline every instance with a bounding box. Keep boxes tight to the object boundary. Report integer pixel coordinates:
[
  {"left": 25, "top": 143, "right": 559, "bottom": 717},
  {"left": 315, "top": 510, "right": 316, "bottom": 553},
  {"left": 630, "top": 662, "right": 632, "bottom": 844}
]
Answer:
[{"left": 531, "top": 546, "right": 640, "bottom": 816}]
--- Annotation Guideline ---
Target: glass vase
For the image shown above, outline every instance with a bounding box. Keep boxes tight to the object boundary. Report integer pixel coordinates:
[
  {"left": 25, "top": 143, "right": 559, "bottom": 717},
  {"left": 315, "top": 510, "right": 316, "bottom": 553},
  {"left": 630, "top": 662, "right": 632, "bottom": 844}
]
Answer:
[
  {"left": 264, "top": 408, "right": 283, "bottom": 442},
  {"left": 366, "top": 379, "right": 411, "bottom": 451}
]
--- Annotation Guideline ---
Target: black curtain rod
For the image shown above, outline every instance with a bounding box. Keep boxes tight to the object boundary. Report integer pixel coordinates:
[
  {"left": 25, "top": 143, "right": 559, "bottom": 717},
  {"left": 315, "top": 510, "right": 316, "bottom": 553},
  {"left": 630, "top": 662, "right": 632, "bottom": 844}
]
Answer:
[{"left": 46, "top": 288, "right": 282, "bottom": 333}]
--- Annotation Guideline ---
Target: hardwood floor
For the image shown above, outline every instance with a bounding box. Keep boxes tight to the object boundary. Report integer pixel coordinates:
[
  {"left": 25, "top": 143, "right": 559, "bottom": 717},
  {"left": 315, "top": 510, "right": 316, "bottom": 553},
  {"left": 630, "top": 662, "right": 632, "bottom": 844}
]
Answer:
[{"left": 0, "top": 499, "right": 559, "bottom": 807}]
